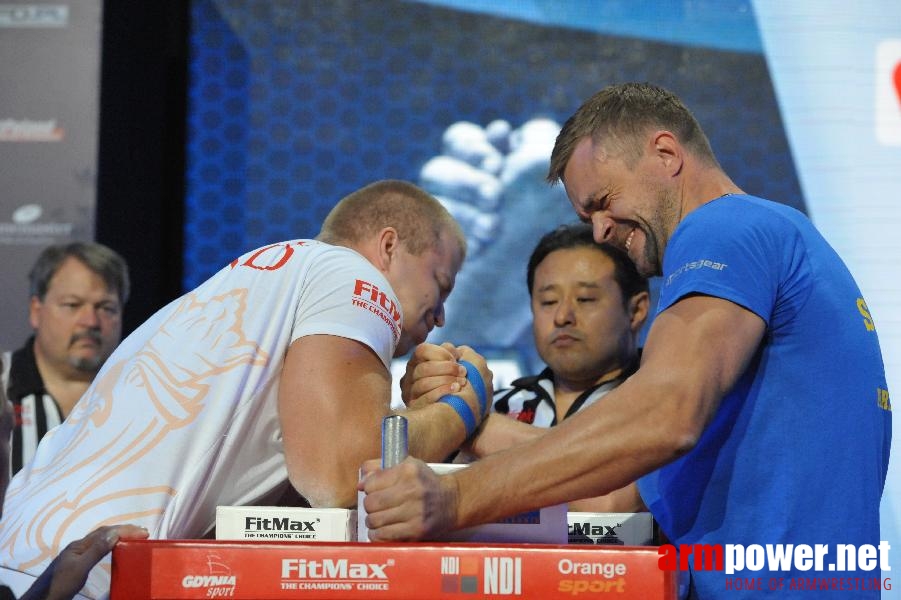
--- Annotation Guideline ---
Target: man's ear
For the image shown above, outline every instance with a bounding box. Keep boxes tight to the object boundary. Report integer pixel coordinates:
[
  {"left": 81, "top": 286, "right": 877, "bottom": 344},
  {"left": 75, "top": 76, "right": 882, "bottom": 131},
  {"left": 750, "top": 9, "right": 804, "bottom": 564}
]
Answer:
[
  {"left": 28, "top": 296, "right": 42, "bottom": 330},
  {"left": 629, "top": 290, "right": 650, "bottom": 333},
  {"left": 651, "top": 130, "right": 683, "bottom": 178},
  {"left": 375, "top": 227, "right": 401, "bottom": 271}
]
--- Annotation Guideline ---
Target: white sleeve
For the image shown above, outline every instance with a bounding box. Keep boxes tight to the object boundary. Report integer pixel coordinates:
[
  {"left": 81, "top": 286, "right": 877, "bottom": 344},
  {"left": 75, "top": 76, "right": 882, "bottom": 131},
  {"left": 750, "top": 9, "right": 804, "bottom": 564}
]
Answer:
[{"left": 291, "top": 248, "right": 401, "bottom": 370}]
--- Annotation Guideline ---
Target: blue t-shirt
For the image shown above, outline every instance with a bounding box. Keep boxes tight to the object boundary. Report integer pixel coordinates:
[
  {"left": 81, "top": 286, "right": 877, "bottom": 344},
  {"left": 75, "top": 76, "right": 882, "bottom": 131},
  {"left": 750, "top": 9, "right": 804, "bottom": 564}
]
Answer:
[{"left": 637, "top": 195, "right": 891, "bottom": 598}]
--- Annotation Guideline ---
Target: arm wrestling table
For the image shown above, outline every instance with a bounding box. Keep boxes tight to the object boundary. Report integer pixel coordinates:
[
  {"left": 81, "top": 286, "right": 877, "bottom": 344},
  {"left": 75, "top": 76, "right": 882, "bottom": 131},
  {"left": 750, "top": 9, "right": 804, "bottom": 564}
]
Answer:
[{"left": 111, "top": 539, "right": 677, "bottom": 599}]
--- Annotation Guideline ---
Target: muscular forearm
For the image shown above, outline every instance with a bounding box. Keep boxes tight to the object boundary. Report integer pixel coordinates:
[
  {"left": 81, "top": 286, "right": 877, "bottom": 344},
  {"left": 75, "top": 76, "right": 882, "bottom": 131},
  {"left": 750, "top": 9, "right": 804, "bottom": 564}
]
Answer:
[
  {"left": 400, "top": 401, "right": 470, "bottom": 462},
  {"left": 466, "top": 413, "right": 544, "bottom": 458},
  {"left": 448, "top": 375, "right": 690, "bottom": 530},
  {"left": 468, "top": 416, "right": 647, "bottom": 514},
  {"left": 362, "top": 297, "right": 765, "bottom": 541}
]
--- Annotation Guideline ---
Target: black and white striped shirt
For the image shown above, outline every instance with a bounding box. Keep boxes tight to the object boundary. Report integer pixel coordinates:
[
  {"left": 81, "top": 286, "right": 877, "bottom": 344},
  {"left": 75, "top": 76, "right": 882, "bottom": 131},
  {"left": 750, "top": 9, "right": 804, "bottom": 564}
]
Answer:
[
  {"left": 1, "top": 337, "right": 64, "bottom": 480},
  {"left": 492, "top": 355, "right": 640, "bottom": 427}
]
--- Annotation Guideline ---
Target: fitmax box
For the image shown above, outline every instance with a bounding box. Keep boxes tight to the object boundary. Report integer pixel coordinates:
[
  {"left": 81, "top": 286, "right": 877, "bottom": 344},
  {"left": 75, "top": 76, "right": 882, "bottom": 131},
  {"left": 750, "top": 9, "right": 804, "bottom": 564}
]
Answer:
[
  {"left": 216, "top": 506, "right": 357, "bottom": 542},
  {"left": 358, "top": 463, "right": 567, "bottom": 543},
  {"left": 567, "top": 511, "right": 655, "bottom": 546}
]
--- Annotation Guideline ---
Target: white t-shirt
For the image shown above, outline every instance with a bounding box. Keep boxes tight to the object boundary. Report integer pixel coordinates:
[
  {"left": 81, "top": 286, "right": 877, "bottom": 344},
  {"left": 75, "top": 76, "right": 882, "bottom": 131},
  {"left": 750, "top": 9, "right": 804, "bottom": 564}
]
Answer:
[{"left": 0, "top": 240, "right": 401, "bottom": 598}]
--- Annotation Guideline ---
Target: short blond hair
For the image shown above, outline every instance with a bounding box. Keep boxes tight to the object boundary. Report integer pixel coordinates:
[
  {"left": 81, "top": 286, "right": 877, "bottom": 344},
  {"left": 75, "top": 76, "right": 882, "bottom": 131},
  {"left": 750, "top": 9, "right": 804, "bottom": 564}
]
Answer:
[
  {"left": 548, "top": 82, "right": 719, "bottom": 184},
  {"left": 317, "top": 180, "right": 466, "bottom": 258}
]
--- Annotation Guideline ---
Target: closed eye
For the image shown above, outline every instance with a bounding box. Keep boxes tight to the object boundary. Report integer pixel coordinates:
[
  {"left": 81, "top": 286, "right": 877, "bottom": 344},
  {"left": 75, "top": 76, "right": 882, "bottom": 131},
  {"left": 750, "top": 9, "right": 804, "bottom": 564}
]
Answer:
[{"left": 584, "top": 193, "right": 608, "bottom": 213}]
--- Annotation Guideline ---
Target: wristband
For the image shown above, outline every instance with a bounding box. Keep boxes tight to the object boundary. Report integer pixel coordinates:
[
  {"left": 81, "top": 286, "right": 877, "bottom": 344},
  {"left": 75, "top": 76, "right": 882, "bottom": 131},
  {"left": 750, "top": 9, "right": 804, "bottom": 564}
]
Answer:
[
  {"left": 439, "top": 394, "right": 477, "bottom": 438},
  {"left": 458, "top": 359, "right": 488, "bottom": 417}
]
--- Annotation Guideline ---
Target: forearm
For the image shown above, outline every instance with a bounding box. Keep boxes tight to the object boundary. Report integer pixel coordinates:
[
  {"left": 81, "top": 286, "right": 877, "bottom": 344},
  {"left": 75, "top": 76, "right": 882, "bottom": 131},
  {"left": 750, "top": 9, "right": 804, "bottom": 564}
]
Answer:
[
  {"left": 568, "top": 483, "right": 647, "bottom": 513},
  {"left": 448, "top": 376, "right": 689, "bottom": 529},
  {"left": 400, "top": 401, "right": 471, "bottom": 462},
  {"left": 362, "top": 298, "right": 765, "bottom": 541},
  {"left": 466, "top": 414, "right": 544, "bottom": 458},
  {"left": 471, "top": 416, "right": 647, "bottom": 512}
]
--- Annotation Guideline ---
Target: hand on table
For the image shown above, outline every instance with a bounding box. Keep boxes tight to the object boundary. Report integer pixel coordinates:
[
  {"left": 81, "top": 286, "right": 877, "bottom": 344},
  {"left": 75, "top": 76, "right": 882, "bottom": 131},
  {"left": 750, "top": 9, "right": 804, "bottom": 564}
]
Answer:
[
  {"left": 358, "top": 458, "right": 457, "bottom": 542},
  {"left": 20, "top": 525, "right": 149, "bottom": 600}
]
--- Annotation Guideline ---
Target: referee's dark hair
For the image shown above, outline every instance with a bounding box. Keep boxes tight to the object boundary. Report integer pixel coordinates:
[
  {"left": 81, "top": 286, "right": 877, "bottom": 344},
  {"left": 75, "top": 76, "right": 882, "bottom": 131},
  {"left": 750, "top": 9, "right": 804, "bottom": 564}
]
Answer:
[{"left": 526, "top": 223, "right": 648, "bottom": 307}]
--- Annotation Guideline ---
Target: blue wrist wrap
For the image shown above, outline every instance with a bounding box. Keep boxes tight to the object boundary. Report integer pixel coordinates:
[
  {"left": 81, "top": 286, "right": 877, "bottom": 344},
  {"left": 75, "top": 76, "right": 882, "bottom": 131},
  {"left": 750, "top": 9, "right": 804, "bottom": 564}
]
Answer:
[
  {"left": 458, "top": 359, "right": 488, "bottom": 417},
  {"left": 439, "top": 394, "right": 477, "bottom": 438}
]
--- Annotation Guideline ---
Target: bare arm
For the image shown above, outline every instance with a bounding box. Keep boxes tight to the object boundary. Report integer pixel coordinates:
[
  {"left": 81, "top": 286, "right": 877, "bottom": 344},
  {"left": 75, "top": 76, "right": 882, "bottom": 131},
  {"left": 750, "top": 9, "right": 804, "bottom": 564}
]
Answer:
[
  {"left": 466, "top": 413, "right": 544, "bottom": 457},
  {"left": 466, "top": 414, "right": 646, "bottom": 513},
  {"left": 362, "top": 295, "right": 765, "bottom": 539},
  {"left": 279, "top": 334, "right": 490, "bottom": 508},
  {"left": 568, "top": 484, "right": 646, "bottom": 513}
]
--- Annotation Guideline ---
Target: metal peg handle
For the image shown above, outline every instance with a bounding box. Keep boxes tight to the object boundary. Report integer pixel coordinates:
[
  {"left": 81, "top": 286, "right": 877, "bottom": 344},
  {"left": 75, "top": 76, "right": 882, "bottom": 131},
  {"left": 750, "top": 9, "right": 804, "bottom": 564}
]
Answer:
[{"left": 381, "top": 415, "right": 409, "bottom": 468}]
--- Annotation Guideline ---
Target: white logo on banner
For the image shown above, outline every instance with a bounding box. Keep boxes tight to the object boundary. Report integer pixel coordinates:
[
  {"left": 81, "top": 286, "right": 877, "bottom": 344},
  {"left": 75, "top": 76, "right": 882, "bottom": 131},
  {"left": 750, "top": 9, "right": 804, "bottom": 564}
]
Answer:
[
  {"left": 875, "top": 39, "right": 901, "bottom": 146},
  {"left": 0, "top": 204, "right": 72, "bottom": 245},
  {"left": 12, "top": 204, "right": 42, "bottom": 224},
  {"left": 0, "top": 119, "right": 65, "bottom": 142},
  {"left": 0, "top": 4, "right": 68, "bottom": 27}
]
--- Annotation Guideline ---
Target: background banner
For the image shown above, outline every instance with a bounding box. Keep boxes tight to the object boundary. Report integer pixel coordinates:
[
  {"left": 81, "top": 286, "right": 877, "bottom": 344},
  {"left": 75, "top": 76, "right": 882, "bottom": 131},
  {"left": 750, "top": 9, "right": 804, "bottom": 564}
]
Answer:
[
  {"left": 183, "top": 0, "right": 801, "bottom": 374},
  {"left": 0, "top": 1, "right": 103, "bottom": 347}
]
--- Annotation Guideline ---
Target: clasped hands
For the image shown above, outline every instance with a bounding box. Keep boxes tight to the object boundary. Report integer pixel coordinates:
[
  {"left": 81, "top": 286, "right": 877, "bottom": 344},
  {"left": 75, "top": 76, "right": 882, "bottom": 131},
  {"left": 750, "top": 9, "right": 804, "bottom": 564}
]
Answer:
[{"left": 359, "top": 342, "right": 492, "bottom": 541}]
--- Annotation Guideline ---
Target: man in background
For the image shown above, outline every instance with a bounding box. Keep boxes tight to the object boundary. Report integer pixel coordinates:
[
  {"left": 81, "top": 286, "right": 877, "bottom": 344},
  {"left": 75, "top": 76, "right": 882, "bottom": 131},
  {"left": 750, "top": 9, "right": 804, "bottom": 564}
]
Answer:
[
  {"left": 1, "top": 242, "right": 129, "bottom": 478},
  {"left": 463, "top": 223, "right": 649, "bottom": 512}
]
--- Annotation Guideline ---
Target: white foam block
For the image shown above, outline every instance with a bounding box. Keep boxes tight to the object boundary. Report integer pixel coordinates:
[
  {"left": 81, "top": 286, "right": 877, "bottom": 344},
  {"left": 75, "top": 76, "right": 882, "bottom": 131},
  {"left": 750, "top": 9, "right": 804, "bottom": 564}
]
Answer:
[
  {"left": 216, "top": 506, "right": 357, "bottom": 542},
  {"left": 567, "top": 511, "right": 655, "bottom": 546},
  {"left": 358, "top": 462, "right": 567, "bottom": 543}
]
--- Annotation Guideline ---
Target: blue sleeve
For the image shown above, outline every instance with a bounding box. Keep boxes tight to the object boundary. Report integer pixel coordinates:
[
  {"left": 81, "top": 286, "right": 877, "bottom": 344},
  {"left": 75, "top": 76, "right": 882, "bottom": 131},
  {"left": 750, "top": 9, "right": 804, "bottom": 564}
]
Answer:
[{"left": 657, "top": 202, "right": 796, "bottom": 325}]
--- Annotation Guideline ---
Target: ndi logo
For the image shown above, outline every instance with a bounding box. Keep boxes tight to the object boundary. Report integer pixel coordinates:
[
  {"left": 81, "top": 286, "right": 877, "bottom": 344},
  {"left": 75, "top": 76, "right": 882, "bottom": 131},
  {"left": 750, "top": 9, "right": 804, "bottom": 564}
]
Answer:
[
  {"left": 484, "top": 557, "right": 522, "bottom": 595},
  {"left": 440, "top": 555, "right": 522, "bottom": 595},
  {"left": 875, "top": 39, "right": 901, "bottom": 146},
  {"left": 441, "top": 555, "right": 478, "bottom": 593}
]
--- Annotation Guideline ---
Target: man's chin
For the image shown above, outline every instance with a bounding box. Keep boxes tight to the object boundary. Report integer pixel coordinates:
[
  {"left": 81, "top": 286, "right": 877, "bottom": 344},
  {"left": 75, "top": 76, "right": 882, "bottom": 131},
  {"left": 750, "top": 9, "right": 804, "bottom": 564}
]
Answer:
[
  {"left": 394, "top": 331, "right": 430, "bottom": 357},
  {"left": 638, "top": 264, "right": 659, "bottom": 279},
  {"left": 70, "top": 355, "right": 104, "bottom": 372},
  {"left": 393, "top": 338, "right": 414, "bottom": 358},
  {"left": 630, "top": 254, "right": 659, "bottom": 278}
]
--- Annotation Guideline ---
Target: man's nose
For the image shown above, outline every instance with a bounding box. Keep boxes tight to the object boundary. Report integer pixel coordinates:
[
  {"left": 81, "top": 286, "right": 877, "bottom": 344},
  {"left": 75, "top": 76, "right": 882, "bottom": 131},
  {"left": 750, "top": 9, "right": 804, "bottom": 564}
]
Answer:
[
  {"left": 554, "top": 298, "right": 575, "bottom": 326},
  {"left": 77, "top": 305, "right": 102, "bottom": 327},
  {"left": 592, "top": 213, "right": 615, "bottom": 243},
  {"left": 432, "top": 302, "right": 445, "bottom": 329}
]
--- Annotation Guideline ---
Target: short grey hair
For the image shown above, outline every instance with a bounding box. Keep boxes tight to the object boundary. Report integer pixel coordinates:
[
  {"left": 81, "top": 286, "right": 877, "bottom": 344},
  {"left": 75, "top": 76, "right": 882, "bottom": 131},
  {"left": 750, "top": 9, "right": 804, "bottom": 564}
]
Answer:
[{"left": 29, "top": 242, "right": 131, "bottom": 304}]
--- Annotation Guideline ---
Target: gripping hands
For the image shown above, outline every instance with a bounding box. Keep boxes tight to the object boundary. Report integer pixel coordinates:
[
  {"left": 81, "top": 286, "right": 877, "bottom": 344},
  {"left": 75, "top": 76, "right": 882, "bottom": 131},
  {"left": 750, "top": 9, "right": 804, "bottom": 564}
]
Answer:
[
  {"left": 438, "top": 359, "right": 488, "bottom": 438},
  {"left": 400, "top": 343, "right": 493, "bottom": 437}
]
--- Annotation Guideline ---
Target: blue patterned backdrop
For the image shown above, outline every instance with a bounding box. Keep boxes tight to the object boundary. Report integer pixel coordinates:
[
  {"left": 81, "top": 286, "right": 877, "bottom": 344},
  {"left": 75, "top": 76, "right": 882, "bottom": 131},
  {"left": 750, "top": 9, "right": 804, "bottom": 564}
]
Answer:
[{"left": 184, "top": 0, "right": 803, "bottom": 370}]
